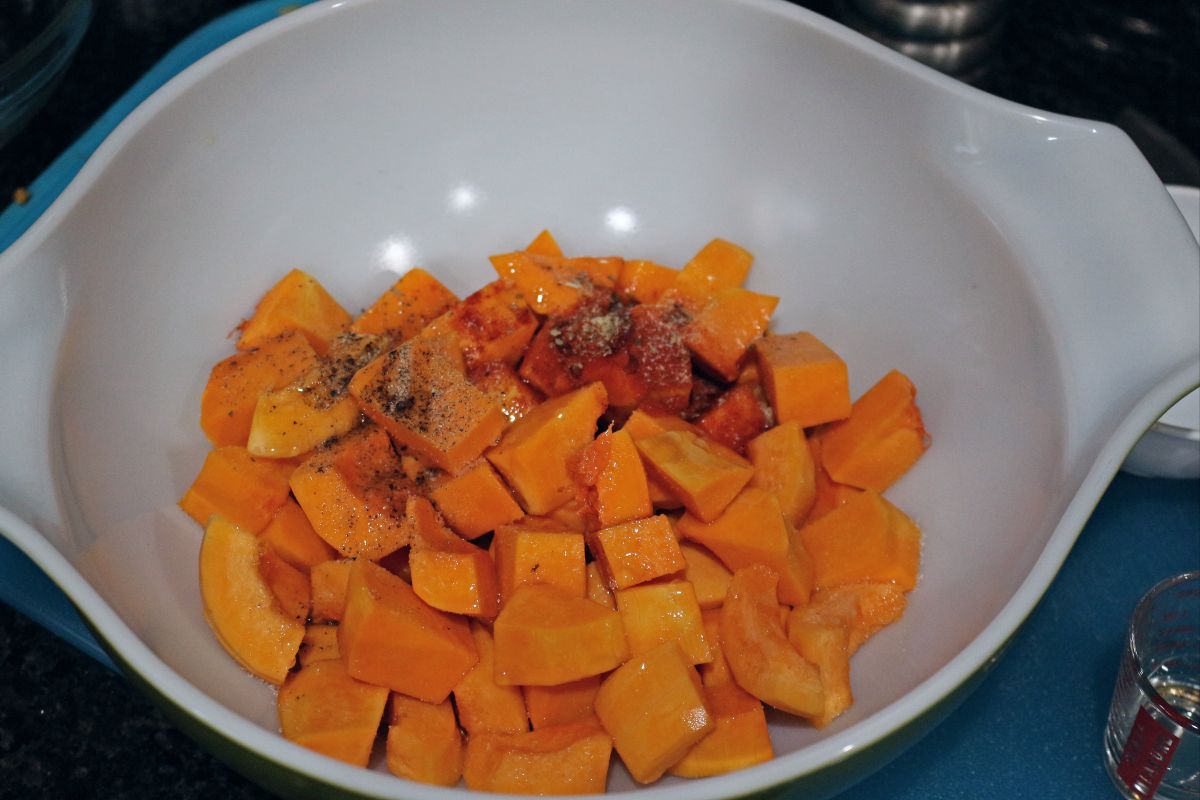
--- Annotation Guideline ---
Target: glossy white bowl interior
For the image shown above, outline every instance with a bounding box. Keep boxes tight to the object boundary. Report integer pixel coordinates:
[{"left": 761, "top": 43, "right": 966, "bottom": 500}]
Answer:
[{"left": 0, "top": 0, "right": 1197, "bottom": 797}]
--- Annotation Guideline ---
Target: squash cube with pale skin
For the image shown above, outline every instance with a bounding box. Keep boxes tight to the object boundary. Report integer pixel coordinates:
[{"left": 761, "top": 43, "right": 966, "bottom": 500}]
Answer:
[
  {"left": 747, "top": 420, "right": 817, "bottom": 527},
  {"left": 350, "top": 267, "right": 459, "bottom": 342},
  {"left": 486, "top": 381, "right": 608, "bottom": 515},
  {"left": 492, "top": 524, "right": 586, "bottom": 605},
  {"left": 453, "top": 621, "right": 529, "bottom": 735},
  {"left": 818, "top": 369, "right": 929, "bottom": 492},
  {"left": 463, "top": 719, "right": 613, "bottom": 795},
  {"left": 754, "top": 331, "right": 851, "bottom": 428},
  {"left": 594, "top": 641, "right": 714, "bottom": 784},
  {"left": 676, "top": 486, "right": 815, "bottom": 606},
  {"left": 572, "top": 428, "right": 653, "bottom": 530},
  {"left": 492, "top": 584, "right": 629, "bottom": 686},
  {"left": 199, "top": 516, "right": 306, "bottom": 686},
  {"left": 668, "top": 681, "right": 773, "bottom": 778},
  {"left": 238, "top": 268, "right": 352, "bottom": 356},
  {"left": 349, "top": 335, "right": 507, "bottom": 474},
  {"left": 277, "top": 658, "right": 389, "bottom": 767},
  {"left": 200, "top": 330, "right": 320, "bottom": 447},
  {"left": 179, "top": 445, "right": 296, "bottom": 534},
  {"left": 428, "top": 459, "right": 524, "bottom": 539},
  {"left": 586, "top": 515, "right": 685, "bottom": 591},
  {"left": 798, "top": 490, "right": 922, "bottom": 591},
  {"left": 386, "top": 694, "right": 464, "bottom": 786},
  {"left": 719, "top": 565, "right": 824, "bottom": 719},
  {"left": 523, "top": 675, "right": 603, "bottom": 730},
  {"left": 407, "top": 496, "right": 500, "bottom": 619},
  {"left": 339, "top": 557, "right": 478, "bottom": 703},
  {"left": 615, "top": 580, "right": 712, "bottom": 665},
  {"left": 634, "top": 430, "right": 753, "bottom": 522},
  {"left": 683, "top": 287, "right": 779, "bottom": 383},
  {"left": 289, "top": 426, "right": 412, "bottom": 561}
]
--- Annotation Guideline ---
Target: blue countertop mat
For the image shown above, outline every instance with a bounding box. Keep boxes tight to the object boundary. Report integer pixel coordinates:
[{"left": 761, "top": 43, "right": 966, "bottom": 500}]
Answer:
[{"left": 1, "top": 2, "right": 1197, "bottom": 797}]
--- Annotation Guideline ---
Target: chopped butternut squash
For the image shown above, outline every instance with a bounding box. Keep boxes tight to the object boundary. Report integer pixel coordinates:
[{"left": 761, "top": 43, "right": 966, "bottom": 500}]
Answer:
[
  {"left": 428, "top": 459, "right": 524, "bottom": 539},
  {"left": 386, "top": 694, "right": 464, "bottom": 786},
  {"left": 351, "top": 267, "right": 458, "bottom": 341},
  {"left": 238, "top": 268, "right": 351, "bottom": 356},
  {"left": 278, "top": 658, "right": 389, "bottom": 767},
  {"left": 798, "top": 490, "right": 921, "bottom": 591},
  {"left": 180, "top": 446, "right": 296, "bottom": 534},
  {"left": 463, "top": 720, "right": 613, "bottom": 794},
  {"left": 586, "top": 515, "right": 685, "bottom": 591},
  {"left": 634, "top": 430, "right": 753, "bottom": 522},
  {"left": 453, "top": 621, "right": 529, "bottom": 734},
  {"left": 754, "top": 332, "right": 851, "bottom": 428}
]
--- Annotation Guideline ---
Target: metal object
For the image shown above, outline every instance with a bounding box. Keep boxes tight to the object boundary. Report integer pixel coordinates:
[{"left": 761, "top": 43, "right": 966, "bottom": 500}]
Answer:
[
  {"left": 838, "top": 0, "right": 1005, "bottom": 78},
  {"left": 849, "top": 0, "right": 1008, "bottom": 39}
]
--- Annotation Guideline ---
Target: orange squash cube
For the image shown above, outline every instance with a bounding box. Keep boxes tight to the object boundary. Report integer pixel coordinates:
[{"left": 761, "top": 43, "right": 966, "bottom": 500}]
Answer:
[
  {"left": 468, "top": 360, "right": 543, "bottom": 424},
  {"left": 620, "top": 410, "right": 702, "bottom": 508},
  {"left": 277, "top": 658, "right": 389, "bottom": 767},
  {"left": 289, "top": 426, "right": 412, "bottom": 560},
  {"left": 463, "top": 720, "right": 613, "bottom": 794},
  {"left": 200, "top": 331, "right": 320, "bottom": 447},
  {"left": 679, "top": 541, "right": 732, "bottom": 610},
  {"left": 798, "top": 490, "right": 921, "bottom": 591},
  {"left": 671, "top": 238, "right": 753, "bottom": 311},
  {"left": 339, "top": 557, "right": 478, "bottom": 703},
  {"left": 634, "top": 430, "right": 753, "bottom": 522},
  {"left": 491, "top": 250, "right": 586, "bottom": 316},
  {"left": 755, "top": 331, "right": 851, "bottom": 428},
  {"left": 586, "top": 562, "right": 616, "bottom": 609},
  {"left": 441, "top": 279, "right": 539, "bottom": 366},
  {"left": 492, "top": 585, "right": 629, "bottom": 686},
  {"left": 617, "top": 259, "right": 678, "bottom": 305},
  {"left": 696, "top": 607, "right": 734, "bottom": 688},
  {"left": 747, "top": 421, "right": 817, "bottom": 527},
  {"left": 350, "top": 267, "right": 458, "bottom": 341},
  {"left": 525, "top": 229, "right": 563, "bottom": 257},
  {"left": 696, "top": 383, "right": 770, "bottom": 453},
  {"left": 179, "top": 446, "right": 296, "bottom": 534},
  {"left": 349, "top": 336, "right": 507, "bottom": 474},
  {"left": 572, "top": 428, "right": 653, "bottom": 530},
  {"left": 407, "top": 497, "right": 500, "bottom": 619},
  {"left": 586, "top": 515, "right": 685, "bottom": 590},
  {"left": 309, "top": 558, "right": 353, "bottom": 624},
  {"left": 676, "top": 486, "right": 814, "bottom": 606},
  {"left": 719, "top": 566, "right": 823, "bottom": 718},
  {"left": 487, "top": 382, "right": 608, "bottom": 514},
  {"left": 260, "top": 498, "right": 338, "bottom": 574},
  {"left": 684, "top": 287, "right": 779, "bottom": 382},
  {"left": 669, "top": 681, "right": 773, "bottom": 777},
  {"left": 615, "top": 580, "right": 712, "bottom": 665},
  {"left": 594, "top": 642, "right": 713, "bottom": 783},
  {"left": 819, "top": 369, "right": 929, "bottom": 492},
  {"left": 386, "top": 694, "right": 464, "bottom": 786},
  {"left": 428, "top": 460, "right": 524, "bottom": 539},
  {"left": 492, "top": 525, "right": 586, "bottom": 604},
  {"left": 297, "top": 623, "right": 340, "bottom": 666},
  {"left": 238, "top": 269, "right": 351, "bottom": 356},
  {"left": 523, "top": 675, "right": 603, "bottom": 729},
  {"left": 453, "top": 621, "right": 529, "bottom": 734},
  {"left": 258, "top": 543, "right": 311, "bottom": 625}
]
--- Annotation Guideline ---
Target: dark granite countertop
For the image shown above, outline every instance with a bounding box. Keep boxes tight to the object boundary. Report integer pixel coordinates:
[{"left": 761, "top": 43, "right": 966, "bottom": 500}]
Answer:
[{"left": 0, "top": 2, "right": 1197, "bottom": 799}]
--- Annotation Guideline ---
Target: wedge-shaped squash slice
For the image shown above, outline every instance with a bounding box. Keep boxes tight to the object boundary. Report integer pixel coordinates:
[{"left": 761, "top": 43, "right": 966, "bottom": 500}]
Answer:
[
  {"left": 277, "top": 658, "right": 389, "bottom": 767},
  {"left": 818, "top": 369, "right": 929, "bottom": 492},
  {"left": 594, "top": 641, "right": 713, "bottom": 784},
  {"left": 804, "top": 582, "right": 909, "bottom": 654},
  {"left": 463, "top": 719, "right": 613, "bottom": 794},
  {"left": 719, "top": 565, "right": 823, "bottom": 718},
  {"left": 453, "top": 621, "right": 529, "bottom": 734},
  {"left": 238, "top": 268, "right": 351, "bottom": 356},
  {"left": 487, "top": 382, "right": 608, "bottom": 514},
  {"left": 199, "top": 515, "right": 306, "bottom": 685},
  {"left": 339, "top": 557, "right": 478, "bottom": 703},
  {"left": 784, "top": 611, "right": 852, "bottom": 728},
  {"left": 386, "top": 694, "right": 464, "bottom": 786},
  {"left": 351, "top": 267, "right": 459, "bottom": 341},
  {"left": 524, "top": 228, "right": 563, "bottom": 257},
  {"left": 492, "top": 585, "right": 628, "bottom": 686},
  {"left": 200, "top": 330, "right": 319, "bottom": 447}
]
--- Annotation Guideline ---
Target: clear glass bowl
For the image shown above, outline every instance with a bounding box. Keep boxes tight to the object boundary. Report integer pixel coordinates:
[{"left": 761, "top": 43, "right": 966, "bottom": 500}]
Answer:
[{"left": 0, "top": 0, "right": 93, "bottom": 150}]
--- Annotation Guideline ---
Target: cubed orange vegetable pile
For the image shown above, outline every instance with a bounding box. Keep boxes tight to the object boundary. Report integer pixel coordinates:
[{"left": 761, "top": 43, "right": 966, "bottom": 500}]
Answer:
[{"left": 183, "top": 232, "right": 930, "bottom": 792}]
